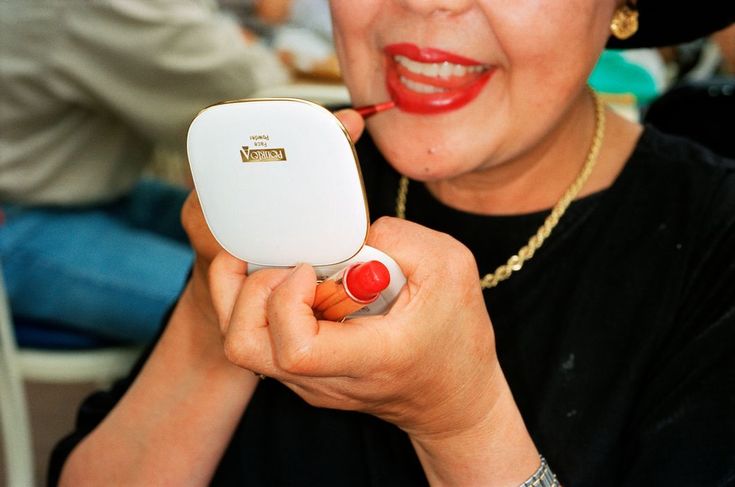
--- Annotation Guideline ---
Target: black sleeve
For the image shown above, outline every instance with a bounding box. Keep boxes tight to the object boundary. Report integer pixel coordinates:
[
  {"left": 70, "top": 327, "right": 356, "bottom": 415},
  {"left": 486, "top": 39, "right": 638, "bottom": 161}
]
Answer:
[
  {"left": 620, "top": 171, "right": 735, "bottom": 485},
  {"left": 46, "top": 314, "right": 167, "bottom": 487}
]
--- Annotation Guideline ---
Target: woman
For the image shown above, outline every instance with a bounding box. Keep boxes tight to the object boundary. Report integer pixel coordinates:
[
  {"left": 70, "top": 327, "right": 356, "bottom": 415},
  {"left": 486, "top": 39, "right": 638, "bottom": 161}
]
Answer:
[{"left": 53, "top": 1, "right": 735, "bottom": 485}]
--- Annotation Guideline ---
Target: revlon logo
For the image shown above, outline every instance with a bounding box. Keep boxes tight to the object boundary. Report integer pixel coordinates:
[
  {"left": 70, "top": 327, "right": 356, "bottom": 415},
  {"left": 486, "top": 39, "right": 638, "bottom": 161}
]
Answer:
[{"left": 240, "top": 146, "right": 287, "bottom": 163}]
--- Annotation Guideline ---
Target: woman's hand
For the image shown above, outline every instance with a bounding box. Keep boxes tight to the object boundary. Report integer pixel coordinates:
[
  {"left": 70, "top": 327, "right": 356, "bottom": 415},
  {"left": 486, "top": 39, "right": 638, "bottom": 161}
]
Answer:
[
  {"left": 211, "top": 217, "right": 497, "bottom": 430},
  {"left": 201, "top": 106, "right": 497, "bottom": 439},
  {"left": 209, "top": 213, "right": 539, "bottom": 484}
]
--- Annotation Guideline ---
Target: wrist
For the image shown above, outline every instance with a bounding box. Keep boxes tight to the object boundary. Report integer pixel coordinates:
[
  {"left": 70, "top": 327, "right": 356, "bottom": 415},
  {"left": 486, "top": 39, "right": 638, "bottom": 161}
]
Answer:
[
  {"left": 167, "top": 282, "right": 236, "bottom": 373},
  {"left": 409, "top": 368, "right": 539, "bottom": 486},
  {"left": 62, "top": 281, "right": 259, "bottom": 486},
  {"left": 520, "top": 456, "right": 560, "bottom": 487}
]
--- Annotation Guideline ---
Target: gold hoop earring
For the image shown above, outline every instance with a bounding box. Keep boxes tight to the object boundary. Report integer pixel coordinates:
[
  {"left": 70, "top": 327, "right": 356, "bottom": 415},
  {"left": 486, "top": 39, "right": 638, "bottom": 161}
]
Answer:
[{"left": 610, "top": 1, "right": 639, "bottom": 40}]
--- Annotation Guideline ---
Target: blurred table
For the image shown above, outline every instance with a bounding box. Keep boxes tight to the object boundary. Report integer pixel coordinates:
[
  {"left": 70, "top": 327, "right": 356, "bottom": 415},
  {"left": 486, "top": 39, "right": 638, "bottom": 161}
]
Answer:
[{"left": 252, "top": 80, "right": 350, "bottom": 107}]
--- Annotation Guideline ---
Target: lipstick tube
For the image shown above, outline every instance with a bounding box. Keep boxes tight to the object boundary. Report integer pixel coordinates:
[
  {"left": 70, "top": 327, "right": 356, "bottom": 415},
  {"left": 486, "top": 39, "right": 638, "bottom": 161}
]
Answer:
[
  {"left": 352, "top": 101, "right": 396, "bottom": 119},
  {"left": 313, "top": 260, "right": 391, "bottom": 321}
]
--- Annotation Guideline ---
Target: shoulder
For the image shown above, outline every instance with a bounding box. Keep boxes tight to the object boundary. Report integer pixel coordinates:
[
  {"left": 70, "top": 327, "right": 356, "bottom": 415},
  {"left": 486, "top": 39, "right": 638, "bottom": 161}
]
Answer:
[
  {"left": 625, "top": 126, "right": 735, "bottom": 230},
  {"left": 629, "top": 127, "right": 735, "bottom": 347},
  {"left": 632, "top": 125, "right": 735, "bottom": 189},
  {"left": 630, "top": 125, "right": 735, "bottom": 262}
]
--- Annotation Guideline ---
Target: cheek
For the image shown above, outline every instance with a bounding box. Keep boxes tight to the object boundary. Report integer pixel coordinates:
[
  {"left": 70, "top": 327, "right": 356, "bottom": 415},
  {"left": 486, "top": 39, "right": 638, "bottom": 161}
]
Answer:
[
  {"left": 330, "top": 2, "right": 386, "bottom": 103},
  {"left": 489, "top": 0, "right": 613, "bottom": 124},
  {"left": 492, "top": 0, "right": 611, "bottom": 82}
]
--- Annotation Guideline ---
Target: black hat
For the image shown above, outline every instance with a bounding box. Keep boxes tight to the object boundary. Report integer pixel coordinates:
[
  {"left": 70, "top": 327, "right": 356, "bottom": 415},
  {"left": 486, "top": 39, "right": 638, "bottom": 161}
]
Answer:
[{"left": 607, "top": 1, "right": 735, "bottom": 49}]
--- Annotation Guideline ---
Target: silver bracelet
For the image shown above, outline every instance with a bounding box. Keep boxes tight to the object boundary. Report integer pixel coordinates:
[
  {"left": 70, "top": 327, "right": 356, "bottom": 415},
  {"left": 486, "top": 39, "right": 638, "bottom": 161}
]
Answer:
[{"left": 520, "top": 456, "right": 559, "bottom": 487}]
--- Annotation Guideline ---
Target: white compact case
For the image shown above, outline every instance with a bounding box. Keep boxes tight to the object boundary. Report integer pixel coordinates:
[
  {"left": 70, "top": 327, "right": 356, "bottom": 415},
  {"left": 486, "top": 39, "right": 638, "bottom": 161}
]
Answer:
[{"left": 187, "top": 98, "right": 405, "bottom": 316}]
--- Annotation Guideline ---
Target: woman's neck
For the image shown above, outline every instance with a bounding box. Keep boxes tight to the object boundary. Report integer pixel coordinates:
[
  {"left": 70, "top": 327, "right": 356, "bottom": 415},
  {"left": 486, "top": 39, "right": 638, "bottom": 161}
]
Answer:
[{"left": 424, "top": 93, "right": 642, "bottom": 216}]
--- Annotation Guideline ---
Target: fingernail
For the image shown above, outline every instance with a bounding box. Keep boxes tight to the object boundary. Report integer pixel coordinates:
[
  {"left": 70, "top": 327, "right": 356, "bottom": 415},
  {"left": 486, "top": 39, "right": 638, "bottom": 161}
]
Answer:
[{"left": 289, "top": 263, "right": 304, "bottom": 276}]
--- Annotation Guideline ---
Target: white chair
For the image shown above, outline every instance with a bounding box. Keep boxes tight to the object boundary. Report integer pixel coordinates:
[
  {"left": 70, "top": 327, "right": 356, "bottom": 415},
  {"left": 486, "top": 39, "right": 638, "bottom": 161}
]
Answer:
[{"left": 0, "top": 263, "right": 142, "bottom": 487}]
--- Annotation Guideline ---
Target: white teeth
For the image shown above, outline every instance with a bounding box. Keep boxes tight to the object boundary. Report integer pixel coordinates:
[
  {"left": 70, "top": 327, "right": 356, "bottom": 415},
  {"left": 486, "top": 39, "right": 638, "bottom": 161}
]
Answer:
[
  {"left": 438, "top": 62, "right": 454, "bottom": 79},
  {"left": 393, "top": 55, "right": 486, "bottom": 79},
  {"left": 400, "top": 76, "right": 446, "bottom": 94},
  {"left": 422, "top": 63, "right": 439, "bottom": 77}
]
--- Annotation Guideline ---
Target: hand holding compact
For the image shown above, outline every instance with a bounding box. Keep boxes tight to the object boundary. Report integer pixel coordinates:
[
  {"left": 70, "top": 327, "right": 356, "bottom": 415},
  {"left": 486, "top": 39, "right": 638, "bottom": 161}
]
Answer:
[{"left": 209, "top": 216, "right": 504, "bottom": 440}]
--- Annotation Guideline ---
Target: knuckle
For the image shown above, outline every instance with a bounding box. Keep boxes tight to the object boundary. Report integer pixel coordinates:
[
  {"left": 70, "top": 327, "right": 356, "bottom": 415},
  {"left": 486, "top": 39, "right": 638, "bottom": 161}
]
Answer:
[
  {"left": 440, "top": 237, "right": 479, "bottom": 285},
  {"left": 245, "top": 268, "right": 272, "bottom": 286},
  {"left": 265, "top": 289, "right": 290, "bottom": 326},
  {"left": 223, "top": 331, "right": 261, "bottom": 371},
  {"left": 372, "top": 215, "right": 398, "bottom": 231},
  {"left": 276, "top": 345, "right": 315, "bottom": 375},
  {"left": 267, "top": 279, "right": 290, "bottom": 306},
  {"left": 451, "top": 240, "right": 477, "bottom": 271},
  {"left": 245, "top": 270, "right": 281, "bottom": 297},
  {"left": 368, "top": 216, "right": 403, "bottom": 244},
  {"left": 250, "top": 267, "right": 290, "bottom": 290},
  {"left": 222, "top": 335, "right": 245, "bottom": 366}
]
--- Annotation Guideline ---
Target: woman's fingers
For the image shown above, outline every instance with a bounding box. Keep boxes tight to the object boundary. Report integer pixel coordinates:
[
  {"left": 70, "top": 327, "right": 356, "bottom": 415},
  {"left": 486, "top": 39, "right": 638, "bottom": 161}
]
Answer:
[
  {"left": 213, "top": 261, "right": 392, "bottom": 379},
  {"left": 333, "top": 109, "right": 365, "bottom": 142},
  {"left": 225, "top": 220, "right": 475, "bottom": 379},
  {"left": 265, "top": 264, "right": 392, "bottom": 377},
  {"left": 213, "top": 219, "right": 479, "bottom": 382},
  {"left": 209, "top": 251, "right": 248, "bottom": 334},
  {"left": 220, "top": 267, "right": 294, "bottom": 375},
  {"left": 263, "top": 264, "right": 321, "bottom": 373}
]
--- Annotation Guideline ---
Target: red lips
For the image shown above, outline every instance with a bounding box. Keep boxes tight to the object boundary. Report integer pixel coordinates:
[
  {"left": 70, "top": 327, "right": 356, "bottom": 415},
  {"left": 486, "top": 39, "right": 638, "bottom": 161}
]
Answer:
[{"left": 384, "top": 43, "right": 494, "bottom": 114}]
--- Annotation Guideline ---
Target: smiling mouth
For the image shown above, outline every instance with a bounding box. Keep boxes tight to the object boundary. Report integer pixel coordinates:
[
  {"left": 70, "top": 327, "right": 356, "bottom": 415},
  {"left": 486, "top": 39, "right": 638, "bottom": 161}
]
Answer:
[
  {"left": 393, "top": 55, "right": 491, "bottom": 93},
  {"left": 384, "top": 43, "right": 494, "bottom": 114}
]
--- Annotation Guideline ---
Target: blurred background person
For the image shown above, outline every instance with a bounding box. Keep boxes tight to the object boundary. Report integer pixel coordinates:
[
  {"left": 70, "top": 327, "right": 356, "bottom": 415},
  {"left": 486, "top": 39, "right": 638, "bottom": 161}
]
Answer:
[
  {"left": 644, "top": 22, "right": 734, "bottom": 160},
  {"left": 220, "top": 0, "right": 339, "bottom": 79},
  {"left": 660, "top": 23, "right": 735, "bottom": 82},
  {"left": 712, "top": 23, "right": 735, "bottom": 74},
  {"left": 0, "top": 0, "right": 290, "bottom": 346}
]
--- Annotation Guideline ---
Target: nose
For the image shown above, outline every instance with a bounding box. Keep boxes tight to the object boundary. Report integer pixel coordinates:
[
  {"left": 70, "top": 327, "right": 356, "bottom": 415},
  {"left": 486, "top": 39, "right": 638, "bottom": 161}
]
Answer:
[{"left": 397, "top": 0, "right": 474, "bottom": 16}]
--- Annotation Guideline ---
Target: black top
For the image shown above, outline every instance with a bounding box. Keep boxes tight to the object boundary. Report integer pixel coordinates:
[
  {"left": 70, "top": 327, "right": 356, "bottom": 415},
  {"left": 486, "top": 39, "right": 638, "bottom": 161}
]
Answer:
[{"left": 50, "top": 127, "right": 735, "bottom": 486}]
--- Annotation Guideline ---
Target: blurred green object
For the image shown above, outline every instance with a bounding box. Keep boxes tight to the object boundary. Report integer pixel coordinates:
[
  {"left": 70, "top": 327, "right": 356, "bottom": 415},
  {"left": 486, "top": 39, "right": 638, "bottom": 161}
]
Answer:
[{"left": 589, "top": 49, "right": 665, "bottom": 106}]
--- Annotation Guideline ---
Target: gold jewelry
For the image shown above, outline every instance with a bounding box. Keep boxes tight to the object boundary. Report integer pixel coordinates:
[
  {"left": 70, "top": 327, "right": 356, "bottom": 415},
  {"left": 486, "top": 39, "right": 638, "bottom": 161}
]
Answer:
[
  {"left": 610, "top": 1, "right": 639, "bottom": 40},
  {"left": 395, "top": 88, "right": 606, "bottom": 290}
]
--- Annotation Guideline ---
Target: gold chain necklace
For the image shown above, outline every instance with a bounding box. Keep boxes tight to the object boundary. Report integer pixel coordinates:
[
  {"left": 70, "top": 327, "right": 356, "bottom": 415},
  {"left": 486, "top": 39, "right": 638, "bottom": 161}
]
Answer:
[{"left": 395, "top": 89, "right": 606, "bottom": 289}]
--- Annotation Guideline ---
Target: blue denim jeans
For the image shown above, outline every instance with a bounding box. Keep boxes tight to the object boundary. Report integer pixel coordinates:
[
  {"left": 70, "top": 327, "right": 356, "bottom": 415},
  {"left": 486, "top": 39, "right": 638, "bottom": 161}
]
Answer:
[{"left": 0, "top": 179, "right": 193, "bottom": 344}]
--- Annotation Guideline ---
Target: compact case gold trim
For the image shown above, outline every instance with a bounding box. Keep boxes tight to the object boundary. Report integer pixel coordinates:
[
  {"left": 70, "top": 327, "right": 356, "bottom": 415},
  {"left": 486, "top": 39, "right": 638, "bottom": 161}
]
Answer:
[{"left": 187, "top": 98, "right": 371, "bottom": 268}]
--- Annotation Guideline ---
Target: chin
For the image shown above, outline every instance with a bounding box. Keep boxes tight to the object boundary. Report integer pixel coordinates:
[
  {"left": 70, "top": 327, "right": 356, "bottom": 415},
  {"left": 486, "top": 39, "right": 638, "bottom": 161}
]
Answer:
[
  {"left": 369, "top": 121, "right": 485, "bottom": 182},
  {"left": 384, "top": 145, "right": 470, "bottom": 182}
]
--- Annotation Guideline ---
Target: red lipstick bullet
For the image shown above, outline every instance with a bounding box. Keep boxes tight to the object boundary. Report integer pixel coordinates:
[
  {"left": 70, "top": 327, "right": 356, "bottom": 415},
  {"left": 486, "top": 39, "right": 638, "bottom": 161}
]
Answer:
[{"left": 313, "top": 260, "right": 391, "bottom": 321}]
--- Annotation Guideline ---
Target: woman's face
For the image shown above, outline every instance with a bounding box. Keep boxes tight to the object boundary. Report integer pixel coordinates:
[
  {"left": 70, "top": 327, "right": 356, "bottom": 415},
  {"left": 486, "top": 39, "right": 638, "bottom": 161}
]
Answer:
[{"left": 330, "top": 0, "right": 617, "bottom": 181}]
